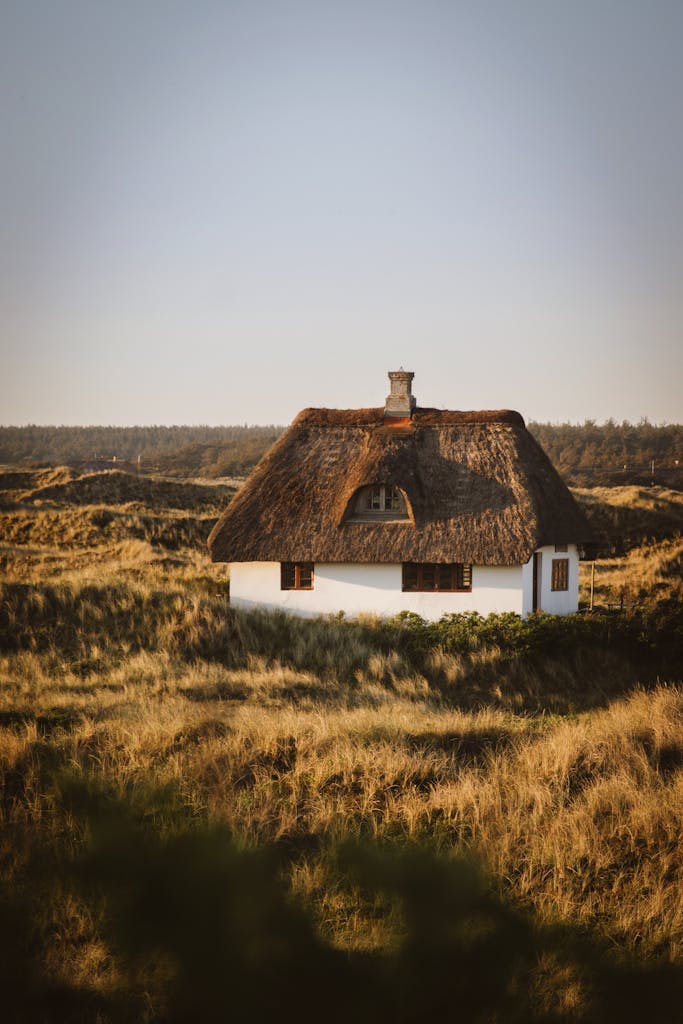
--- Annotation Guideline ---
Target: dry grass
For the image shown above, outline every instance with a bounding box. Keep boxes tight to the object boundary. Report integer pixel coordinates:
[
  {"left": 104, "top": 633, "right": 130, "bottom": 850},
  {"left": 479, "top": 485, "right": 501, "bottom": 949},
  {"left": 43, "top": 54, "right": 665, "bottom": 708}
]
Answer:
[
  {"left": 574, "top": 484, "right": 683, "bottom": 552},
  {"left": 1, "top": 644, "right": 681, "bottom": 1017},
  {"left": 1, "top": 472, "right": 682, "bottom": 1019},
  {"left": 572, "top": 483, "right": 683, "bottom": 609},
  {"left": 3, "top": 648, "right": 681, "bottom": 935},
  {"left": 0, "top": 465, "right": 234, "bottom": 511},
  {"left": 579, "top": 534, "right": 683, "bottom": 608}
]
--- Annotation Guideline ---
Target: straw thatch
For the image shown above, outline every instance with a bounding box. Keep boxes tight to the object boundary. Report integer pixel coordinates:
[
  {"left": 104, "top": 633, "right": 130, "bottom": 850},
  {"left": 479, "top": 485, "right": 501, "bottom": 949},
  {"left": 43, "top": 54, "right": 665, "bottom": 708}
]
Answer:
[{"left": 208, "top": 407, "right": 592, "bottom": 566}]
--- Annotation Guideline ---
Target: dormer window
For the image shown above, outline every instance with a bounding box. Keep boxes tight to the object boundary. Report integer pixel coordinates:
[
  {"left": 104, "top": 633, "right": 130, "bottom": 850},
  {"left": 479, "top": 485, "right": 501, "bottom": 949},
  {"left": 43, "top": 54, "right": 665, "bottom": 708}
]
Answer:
[
  {"left": 346, "top": 484, "right": 410, "bottom": 522},
  {"left": 363, "top": 485, "right": 404, "bottom": 513}
]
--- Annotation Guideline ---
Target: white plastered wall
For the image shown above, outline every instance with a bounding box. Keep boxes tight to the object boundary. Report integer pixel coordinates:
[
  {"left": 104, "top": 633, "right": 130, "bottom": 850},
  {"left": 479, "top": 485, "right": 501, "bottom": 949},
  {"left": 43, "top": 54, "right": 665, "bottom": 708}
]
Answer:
[
  {"left": 229, "top": 562, "right": 524, "bottom": 620},
  {"left": 521, "top": 545, "right": 580, "bottom": 616}
]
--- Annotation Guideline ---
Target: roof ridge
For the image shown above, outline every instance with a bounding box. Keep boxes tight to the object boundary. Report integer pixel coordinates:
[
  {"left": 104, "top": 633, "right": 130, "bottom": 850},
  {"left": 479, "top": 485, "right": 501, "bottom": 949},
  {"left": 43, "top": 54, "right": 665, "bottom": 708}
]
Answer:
[{"left": 293, "top": 407, "right": 526, "bottom": 428}]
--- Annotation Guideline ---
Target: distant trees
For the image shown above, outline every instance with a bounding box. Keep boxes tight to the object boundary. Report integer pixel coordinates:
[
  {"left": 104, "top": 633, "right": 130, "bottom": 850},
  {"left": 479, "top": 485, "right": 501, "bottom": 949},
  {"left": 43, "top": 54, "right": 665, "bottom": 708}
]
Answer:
[
  {"left": 528, "top": 420, "right": 683, "bottom": 488},
  {"left": 1, "top": 421, "right": 682, "bottom": 486},
  {"left": 151, "top": 437, "right": 283, "bottom": 478},
  {"left": 0, "top": 425, "right": 282, "bottom": 477}
]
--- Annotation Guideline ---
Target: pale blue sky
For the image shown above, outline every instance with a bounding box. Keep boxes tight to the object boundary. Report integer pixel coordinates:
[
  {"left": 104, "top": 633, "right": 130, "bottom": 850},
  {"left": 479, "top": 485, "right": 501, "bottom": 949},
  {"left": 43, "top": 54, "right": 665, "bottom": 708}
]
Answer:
[{"left": 2, "top": 1, "right": 682, "bottom": 425}]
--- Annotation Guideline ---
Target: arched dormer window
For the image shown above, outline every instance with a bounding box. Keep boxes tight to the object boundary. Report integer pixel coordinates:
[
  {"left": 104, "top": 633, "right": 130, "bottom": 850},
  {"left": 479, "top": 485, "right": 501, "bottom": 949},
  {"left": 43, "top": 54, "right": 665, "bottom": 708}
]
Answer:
[{"left": 346, "top": 484, "right": 411, "bottom": 522}]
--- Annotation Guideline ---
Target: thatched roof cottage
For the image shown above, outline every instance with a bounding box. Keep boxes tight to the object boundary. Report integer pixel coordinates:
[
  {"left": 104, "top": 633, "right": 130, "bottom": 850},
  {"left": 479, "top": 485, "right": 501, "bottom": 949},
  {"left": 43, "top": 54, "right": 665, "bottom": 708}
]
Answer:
[{"left": 209, "top": 371, "right": 592, "bottom": 619}]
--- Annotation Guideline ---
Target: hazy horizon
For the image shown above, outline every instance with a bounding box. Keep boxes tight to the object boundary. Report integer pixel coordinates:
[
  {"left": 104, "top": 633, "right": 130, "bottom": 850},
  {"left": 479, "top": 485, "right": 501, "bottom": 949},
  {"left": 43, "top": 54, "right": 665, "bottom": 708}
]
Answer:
[
  {"left": 2, "top": 2, "right": 682, "bottom": 426},
  {"left": 2, "top": 412, "right": 681, "bottom": 429}
]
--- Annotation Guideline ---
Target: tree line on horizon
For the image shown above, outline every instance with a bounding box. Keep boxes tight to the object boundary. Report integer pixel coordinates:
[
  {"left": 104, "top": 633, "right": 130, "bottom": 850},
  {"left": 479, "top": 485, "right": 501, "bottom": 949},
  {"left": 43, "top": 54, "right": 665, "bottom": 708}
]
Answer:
[
  {"left": 529, "top": 419, "right": 683, "bottom": 488},
  {"left": 1, "top": 420, "right": 682, "bottom": 487},
  {"left": 0, "top": 424, "right": 282, "bottom": 478}
]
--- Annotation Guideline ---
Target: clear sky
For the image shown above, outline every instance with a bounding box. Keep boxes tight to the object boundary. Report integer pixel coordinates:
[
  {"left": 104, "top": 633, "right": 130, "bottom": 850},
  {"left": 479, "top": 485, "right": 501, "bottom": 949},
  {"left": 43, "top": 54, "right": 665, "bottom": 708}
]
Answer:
[{"left": 2, "top": 0, "right": 682, "bottom": 426}]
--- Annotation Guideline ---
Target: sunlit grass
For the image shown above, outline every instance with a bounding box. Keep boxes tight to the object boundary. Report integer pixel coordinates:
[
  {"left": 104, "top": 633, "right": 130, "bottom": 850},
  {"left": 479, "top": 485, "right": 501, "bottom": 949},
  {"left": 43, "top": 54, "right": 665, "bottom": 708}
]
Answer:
[{"left": 0, "top": 474, "right": 682, "bottom": 1018}]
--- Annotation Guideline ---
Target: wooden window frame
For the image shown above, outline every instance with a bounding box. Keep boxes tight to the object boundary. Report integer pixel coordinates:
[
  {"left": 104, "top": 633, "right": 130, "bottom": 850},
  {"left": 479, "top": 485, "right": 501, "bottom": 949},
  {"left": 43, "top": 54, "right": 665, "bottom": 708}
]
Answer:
[
  {"left": 402, "top": 562, "right": 472, "bottom": 593},
  {"left": 554, "top": 543, "right": 568, "bottom": 553},
  {"left": 280, "top": 562, "right": 314, "bottom": 590},
  {"left": 551, "top": 558, "right": 569, "bottom": 591}
]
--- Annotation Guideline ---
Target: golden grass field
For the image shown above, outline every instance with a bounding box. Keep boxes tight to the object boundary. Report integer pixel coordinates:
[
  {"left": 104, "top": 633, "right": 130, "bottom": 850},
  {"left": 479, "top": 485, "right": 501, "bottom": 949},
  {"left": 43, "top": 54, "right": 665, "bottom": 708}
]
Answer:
[{"left": 1, "top": 468, "right": 682, "bottom": 1021}]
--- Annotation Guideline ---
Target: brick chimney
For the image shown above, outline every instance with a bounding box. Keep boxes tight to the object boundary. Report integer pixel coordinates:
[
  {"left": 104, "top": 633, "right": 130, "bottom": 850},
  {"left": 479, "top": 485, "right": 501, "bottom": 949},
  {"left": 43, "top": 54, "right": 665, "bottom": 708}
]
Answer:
[{"left": 384, "top": 369, "right": 416, "bottom": 418}]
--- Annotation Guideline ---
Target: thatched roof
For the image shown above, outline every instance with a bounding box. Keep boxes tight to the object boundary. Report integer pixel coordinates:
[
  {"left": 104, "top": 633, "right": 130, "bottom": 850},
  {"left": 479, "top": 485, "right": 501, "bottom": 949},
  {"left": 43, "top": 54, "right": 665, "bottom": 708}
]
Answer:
[{"left": 208, "top": 407, "right": 593, "bottom": 566}]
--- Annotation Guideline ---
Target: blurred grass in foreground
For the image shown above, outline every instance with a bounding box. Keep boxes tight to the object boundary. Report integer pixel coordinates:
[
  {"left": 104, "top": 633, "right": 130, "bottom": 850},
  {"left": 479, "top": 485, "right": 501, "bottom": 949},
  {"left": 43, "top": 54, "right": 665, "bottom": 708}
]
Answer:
[{"left": 3, "top": 778, "right": 682, "bottom": 1024}]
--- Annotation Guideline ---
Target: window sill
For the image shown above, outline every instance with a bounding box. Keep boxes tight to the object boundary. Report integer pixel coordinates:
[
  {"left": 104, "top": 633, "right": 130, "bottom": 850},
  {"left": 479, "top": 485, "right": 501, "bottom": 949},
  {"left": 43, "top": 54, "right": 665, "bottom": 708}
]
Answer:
[
  {"left": 346, "top": 514, "right": 411, "bottom": 524},
  {"left": 402, "top": 588, "right": 473, "bottom": 594}
]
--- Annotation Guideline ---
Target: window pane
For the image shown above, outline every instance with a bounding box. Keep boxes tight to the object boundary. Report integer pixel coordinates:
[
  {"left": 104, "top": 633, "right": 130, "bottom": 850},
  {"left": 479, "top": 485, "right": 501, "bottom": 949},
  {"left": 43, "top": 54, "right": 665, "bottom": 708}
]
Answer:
[
  {"left": 297, "top": 564, "right": 313, "bottom": 589},
  {"left": 460, "top": 564, "right": 472, "bottom": 591},
  {"left": 281, "top": 563, "right": 296, "bottom": 589},
  {"left": 402, "top": 563, "right": 418, "bottom": 591},
  {"left": 421, "top": 565, "right": 436, "bottom": 590},
  {"left": 436, "top": 565, "right": 452, "bottom": 590},
  {"left": 551, "top": 558, "right": 568, "bottom": 591}
]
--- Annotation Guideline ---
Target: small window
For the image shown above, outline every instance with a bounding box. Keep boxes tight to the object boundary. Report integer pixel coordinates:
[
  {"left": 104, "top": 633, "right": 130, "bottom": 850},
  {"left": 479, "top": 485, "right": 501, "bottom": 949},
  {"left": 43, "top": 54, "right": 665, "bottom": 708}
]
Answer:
[
  {"left": 349, "top": 484, "right": 409, "bottom": 522},
  {"left": 362, "top": 484, "right": 405, "bottom": 514},
  {"left": 281, "top": 562, "right": 314, "bottom": 590},
  {"left": 555, "top": 544, "right": 568, "bottom": 553},
  {"left": 551, "top": 558, "right": 569, "bottom": 591},
  {"left": 402, "top": 563, "right": 472, "bottom": 592}
]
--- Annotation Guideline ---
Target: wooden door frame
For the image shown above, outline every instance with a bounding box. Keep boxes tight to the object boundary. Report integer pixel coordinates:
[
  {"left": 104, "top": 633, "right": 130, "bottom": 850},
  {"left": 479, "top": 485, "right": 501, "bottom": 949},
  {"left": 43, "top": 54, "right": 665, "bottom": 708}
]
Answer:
[{"left": 532, "top": 552, "right": 541, "bottom": 613}]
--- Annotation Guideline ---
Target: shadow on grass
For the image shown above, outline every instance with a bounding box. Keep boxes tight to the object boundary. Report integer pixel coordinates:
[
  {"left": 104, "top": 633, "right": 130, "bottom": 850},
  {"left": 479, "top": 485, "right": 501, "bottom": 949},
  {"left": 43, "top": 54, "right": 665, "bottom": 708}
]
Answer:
[
  {"left": 0, "top": 708, "right": 83, "bottom": 735},
  {"left": 3, "top": 584, "right": 683, "bottom": 714},
  {"left": 2, "top": 778, "right": 682, "bottom": 1023},
  {"left": 403, "top": 726, "right": 517, "bottom": 766},
  {"left": 178, "top": 680, "right": 254, "bottom": 702},
  {"left": 179, "top": 678, "right": 344, "bottom": 705}
]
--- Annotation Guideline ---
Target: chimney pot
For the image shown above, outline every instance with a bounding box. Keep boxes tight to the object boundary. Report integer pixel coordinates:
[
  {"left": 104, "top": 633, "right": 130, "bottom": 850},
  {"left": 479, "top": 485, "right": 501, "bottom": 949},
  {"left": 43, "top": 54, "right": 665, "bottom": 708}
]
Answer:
[{"left": 385, "top": 370, "right": 416, "bottom": 418}]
